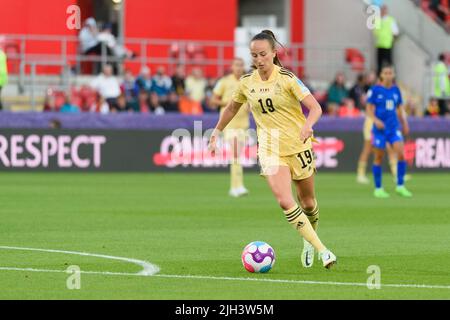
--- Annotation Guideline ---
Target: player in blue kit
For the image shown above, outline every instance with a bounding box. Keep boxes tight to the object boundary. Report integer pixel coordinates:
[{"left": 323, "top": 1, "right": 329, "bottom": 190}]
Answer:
[{"left": 366, "top": 65, "right": 412, "bottom": 198}]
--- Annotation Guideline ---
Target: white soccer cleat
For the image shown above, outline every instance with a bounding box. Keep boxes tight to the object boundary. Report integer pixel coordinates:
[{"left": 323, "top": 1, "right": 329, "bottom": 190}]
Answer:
[
  {"left": 356, "top": 175, "right": 370, "bottom": 184},
  {"left": 301, "top": 239, "right": 315, "bottom": 268},
  {"left": 236, "top": 186, "right": 249, "bottom": 196},
  {"left": 319, "top": 249, "right": 337, "bottom": 269},
  {"left": 229, "top": 187, "right": 249, "bottom": 198}
]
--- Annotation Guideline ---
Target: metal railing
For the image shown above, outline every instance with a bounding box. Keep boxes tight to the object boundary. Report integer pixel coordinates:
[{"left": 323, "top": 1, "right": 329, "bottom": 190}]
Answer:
[{"left": 2, "top": 34, "right": 375, "bottom": 110}]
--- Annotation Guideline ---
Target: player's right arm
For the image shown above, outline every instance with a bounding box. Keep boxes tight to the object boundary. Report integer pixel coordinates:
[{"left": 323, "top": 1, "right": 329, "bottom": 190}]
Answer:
[
  {"left": 365, "top": 88, "right": 384, "bottom": 130},
  {"left": 366, "top": 103, "right": 384, "bottom": 130},
  {"left": 208, "top": 100, "right": 243, "bottom": 154}
]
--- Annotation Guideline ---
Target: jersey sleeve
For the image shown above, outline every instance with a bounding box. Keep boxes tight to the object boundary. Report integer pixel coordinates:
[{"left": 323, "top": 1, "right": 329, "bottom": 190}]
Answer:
[
  {"left": 290, "top": 76, "right": 311, "bottom": 101},
  {"left": 366, "top": 86, "right": 377, "bottom": 105},
  {"left": 212, "top": 78, "right": 225, "bottom": 97},
  {"left": 232, "top": 80, "right": 247, "bottom": 104}
]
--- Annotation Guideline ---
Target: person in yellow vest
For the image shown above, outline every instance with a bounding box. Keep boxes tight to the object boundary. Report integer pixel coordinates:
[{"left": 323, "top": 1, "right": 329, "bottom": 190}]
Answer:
[
  {"left": 373, "top": 5, "right": 399, "bottom": 73},
  {"left": 211, "top": 58, "right": 251, "bottom": 197},
  {"left": 0, "top": 48, "right": 8, "bottom": 110},
  {"left": 433, "top": 53, "right": 450, "bottom": 116}
]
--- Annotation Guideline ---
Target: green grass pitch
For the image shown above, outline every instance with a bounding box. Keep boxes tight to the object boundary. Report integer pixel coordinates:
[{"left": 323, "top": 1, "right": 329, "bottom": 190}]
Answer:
[{"left": 0, "top": 172, "right": 449, "bottom": 299}]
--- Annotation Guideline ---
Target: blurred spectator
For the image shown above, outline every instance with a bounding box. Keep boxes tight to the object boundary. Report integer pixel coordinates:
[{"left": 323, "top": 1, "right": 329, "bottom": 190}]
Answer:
[
  {"left": 165, "top": 91, "right": 180, "bottom": 112},
  {"left": 134, "top": 66, "right": 152, "bottom": 95},
  {"left": 79, "top": 18, "right": 114, "bottom": 73},
  {"left": 60, "top": 96, "right": 81, "bottom": 113},
  {"left": 129, "top": 89, "right": 151, "bottom": 113},
  {"left": 202, "top": 77, "right": 218, "bottom": 113},
  {"left": 151, "top": 66, "right": 172, "bottom": 106},
  {"left": 121, "top": 69, "right": 136, "bottom": 102},
  {"left": 433, "top": 53, "right": 450, "bottom": 116},
  {"left": 425, "top": 98, "right": 441, "bottom": 117},
  {"left": 429, "top": 0, "right": 448, "bottom": 23},
  {"left": 398, "top": 82, "right": 422, "bottom": 117},
  {"left": 79, "top": 18, "right": 100, "bottom": 55},
  {"left": 149, "top": 92, "right": 166, "bottom": 115},
  {"left": 326, "top": 72, "right": 349, "bottom": 116},
  {"left": 373, "top": 5, "right": 399, "bottom": 73},
  {"left": 90, "top": 64, "right": 121, "bottom": 111},
  {"left": 364, "top": 71, "right": 378, "bottom": 92},
  {"left": 111, "top": 93, "right": 132, "bottom": 113},
  {"left": 43, "top": 94, "right": 57, "bottom": 112},
  {"left": 97, "top": 23, "right": 136, "bottom": 60},
  {"left": 185, "top": 68, "right": 207, "bottom": 103},
  {"left": 90, "top": 93, "right": 110, "bottom": 114},
  {"left": 338, "top": 98, "right": 361, "bottom": 118},
  {"left": 179, "top": 96, "right": 203, "bottom": 115},
  {"left": 349, "top": 73, "right": 367, "bottom": 110},
  {"left": 172, "top": 65, "right": 186, "bottom": 96},
  {"left": 0, "top": 47, "right": 7, "bottom": 110}
]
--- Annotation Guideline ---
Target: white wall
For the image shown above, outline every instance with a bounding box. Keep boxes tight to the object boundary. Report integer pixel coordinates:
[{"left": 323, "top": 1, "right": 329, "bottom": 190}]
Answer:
[{"left": 304, "top": 0, "right": 374, "bottom": 83}]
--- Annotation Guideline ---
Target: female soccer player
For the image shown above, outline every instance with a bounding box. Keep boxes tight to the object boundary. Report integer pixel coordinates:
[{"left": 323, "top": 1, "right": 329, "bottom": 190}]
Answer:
[
  {"left": 208, "top": 30, "right": 337, "bottom": 269},
  {"left": 366, "top": 65, "right": 412, "bottom": 198},
  {"left": 211, "top": 58, "right": 251, "bottom": 197}
]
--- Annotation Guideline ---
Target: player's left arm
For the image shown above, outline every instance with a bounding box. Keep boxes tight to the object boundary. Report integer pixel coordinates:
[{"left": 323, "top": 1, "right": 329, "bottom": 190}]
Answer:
[
  {"left": 300, "top": 95, "right": 322, "bottom": 143},
  {"left": 396, "top": 88, "right": 409, "bottom": 136},
  {"left": 397, "top": 104, "right": 409, "bottom": 136},
  {"left": 290, "top": 76, "right": 322, "bottom": 142}
]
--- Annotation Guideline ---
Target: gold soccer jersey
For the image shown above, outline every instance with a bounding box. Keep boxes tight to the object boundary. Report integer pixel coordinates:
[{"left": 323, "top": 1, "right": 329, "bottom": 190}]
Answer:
[
  {"left": 232, "top": 65, "right": 312, "bottom": 157},
  {"left": 213, "top": 74, "right": 250, "bottom": 130}
]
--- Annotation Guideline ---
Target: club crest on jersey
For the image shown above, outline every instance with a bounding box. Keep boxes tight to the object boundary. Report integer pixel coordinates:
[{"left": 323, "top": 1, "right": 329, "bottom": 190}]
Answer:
[{"left": 275, "top": 84, "right": 282, "bottom": 94}]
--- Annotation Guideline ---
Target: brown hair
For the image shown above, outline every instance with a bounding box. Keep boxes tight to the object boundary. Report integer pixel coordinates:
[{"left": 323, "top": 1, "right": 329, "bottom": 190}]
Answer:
[
  {"left": 251, "top": 30, "right": 283, "bottom": 67},
  {"left": 379, "top": 64, "right": 394, "bottom": 83}
]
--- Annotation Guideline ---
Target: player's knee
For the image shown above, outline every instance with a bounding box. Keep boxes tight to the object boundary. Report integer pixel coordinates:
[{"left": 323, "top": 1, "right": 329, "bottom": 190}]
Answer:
[
  {"left": 300, "top": 198, "right": 316, "bottom": 212},
  {"left": 374, "top": 153, "right": 384, "bottom": 164},
  {"left": 276, "top": 195, "right": 295, "bottom": 211}
]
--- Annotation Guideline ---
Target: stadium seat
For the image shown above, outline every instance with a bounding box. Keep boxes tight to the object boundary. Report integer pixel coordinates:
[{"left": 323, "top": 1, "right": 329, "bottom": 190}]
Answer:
[
  {"left": 345, "top": 48, "right": 365, "bottom": 72},
  {"left": 277, "top": 47, "right": 294, "bottom": 70},
  {"left": 169, "top": 42, "right": 180, "bottom": 59},
  {"left": 79, "top": 85, "right": 98, "bottom": 111}
]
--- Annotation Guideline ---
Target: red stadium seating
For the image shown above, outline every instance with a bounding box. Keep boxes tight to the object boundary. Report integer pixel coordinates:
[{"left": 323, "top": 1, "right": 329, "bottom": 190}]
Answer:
[{"left": 345, "top": 48, "right": 365, "bottom": 72}]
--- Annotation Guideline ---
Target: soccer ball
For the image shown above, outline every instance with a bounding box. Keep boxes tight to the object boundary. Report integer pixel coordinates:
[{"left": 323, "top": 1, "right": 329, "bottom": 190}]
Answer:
[{"left": 241, "top": 241, "right": 275, "bottom": 273}]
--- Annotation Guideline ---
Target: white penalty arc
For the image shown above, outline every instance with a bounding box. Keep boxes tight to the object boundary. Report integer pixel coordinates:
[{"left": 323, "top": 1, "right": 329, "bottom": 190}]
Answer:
[{"left": 0, "top": 245, "right": 160, "bottom": 276}]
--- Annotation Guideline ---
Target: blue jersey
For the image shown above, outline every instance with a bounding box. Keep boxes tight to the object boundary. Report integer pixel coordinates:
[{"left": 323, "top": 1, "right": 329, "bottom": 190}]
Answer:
[{"left": 367, "top": 84, "right": 403, "bottom": 133}]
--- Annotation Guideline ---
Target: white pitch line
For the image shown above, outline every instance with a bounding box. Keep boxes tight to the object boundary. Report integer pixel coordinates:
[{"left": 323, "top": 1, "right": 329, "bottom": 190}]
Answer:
[
  {"left": 0, "top": 245, "right": 160, "bottom": 276},
  {"left": 0, "top": 266, "right": 140, "bottom": 277},
  {"left": 0, "top": 266, "right": 449, "bottom": 290}
]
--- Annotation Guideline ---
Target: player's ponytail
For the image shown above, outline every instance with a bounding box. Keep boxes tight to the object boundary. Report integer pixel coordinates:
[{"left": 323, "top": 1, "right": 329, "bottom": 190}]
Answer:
[{"left": 251, "top": 30, "right": 284, "bottom": 68}]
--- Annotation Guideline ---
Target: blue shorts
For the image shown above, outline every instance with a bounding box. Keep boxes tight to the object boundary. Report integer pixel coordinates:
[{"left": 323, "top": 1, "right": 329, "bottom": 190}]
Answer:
[{"left": 372, "top": 129, "right": 403, "bottom": 149}]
